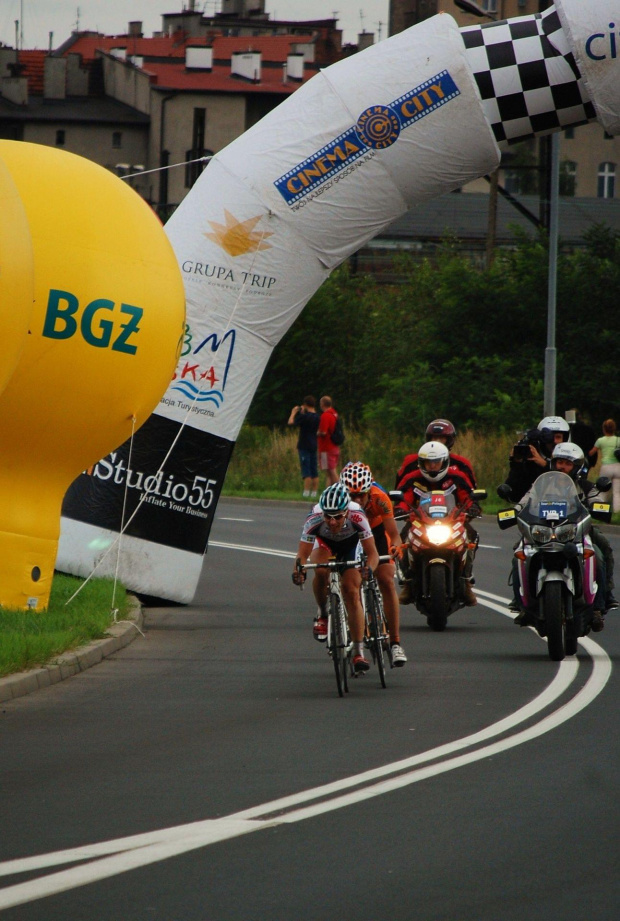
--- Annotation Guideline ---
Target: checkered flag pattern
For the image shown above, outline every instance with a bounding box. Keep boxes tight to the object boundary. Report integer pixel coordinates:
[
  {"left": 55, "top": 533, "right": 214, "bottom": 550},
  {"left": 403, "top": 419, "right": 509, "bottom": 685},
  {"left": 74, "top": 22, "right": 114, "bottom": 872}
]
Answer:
[{"left": 461, "top": 5, "right": 597, "bottom": 147}]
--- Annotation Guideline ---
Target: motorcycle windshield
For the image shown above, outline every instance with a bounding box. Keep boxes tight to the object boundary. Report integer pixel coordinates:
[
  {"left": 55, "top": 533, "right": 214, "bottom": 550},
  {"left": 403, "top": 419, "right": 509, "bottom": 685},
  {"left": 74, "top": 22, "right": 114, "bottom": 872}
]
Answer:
[
  {"left": 418, "top": 490, "right": 456, "bottom": 518},
  {"left": 523, "top": 472, "right": 582, "bottom": 523}
]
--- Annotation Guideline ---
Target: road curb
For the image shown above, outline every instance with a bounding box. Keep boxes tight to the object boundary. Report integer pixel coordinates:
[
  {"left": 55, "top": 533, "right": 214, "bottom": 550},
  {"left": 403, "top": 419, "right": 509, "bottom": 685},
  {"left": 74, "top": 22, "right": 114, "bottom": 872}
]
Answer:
[{"left": 0, "top": 595, "right": 144, "bottom": 704}]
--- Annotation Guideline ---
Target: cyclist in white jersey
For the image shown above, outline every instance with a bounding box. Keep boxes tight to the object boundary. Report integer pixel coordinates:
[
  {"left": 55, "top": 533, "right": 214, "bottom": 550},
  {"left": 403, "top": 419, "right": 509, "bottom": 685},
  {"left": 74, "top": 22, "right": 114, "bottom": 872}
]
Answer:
[{"left": 292, "top": 482, "right": 379, "bottom": 673}]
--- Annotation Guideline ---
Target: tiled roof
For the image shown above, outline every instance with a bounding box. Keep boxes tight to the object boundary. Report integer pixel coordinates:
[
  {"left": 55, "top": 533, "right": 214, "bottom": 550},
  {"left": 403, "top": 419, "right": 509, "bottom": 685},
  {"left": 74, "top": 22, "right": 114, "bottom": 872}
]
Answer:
[
  {"left": 61, "top": 33, "right": 192, "bottom": 62},
  {"left": 63, "top": 31, "right": 315, "bottom": 65},
  {"left": 142, "top": 61, "right": 313, "bottom": 93},
  {"left": 18, "top": 50, "right": 46, "bottom": 94},
  {"left": 55, "top": 30, "right": 318, "bottom": 95}
]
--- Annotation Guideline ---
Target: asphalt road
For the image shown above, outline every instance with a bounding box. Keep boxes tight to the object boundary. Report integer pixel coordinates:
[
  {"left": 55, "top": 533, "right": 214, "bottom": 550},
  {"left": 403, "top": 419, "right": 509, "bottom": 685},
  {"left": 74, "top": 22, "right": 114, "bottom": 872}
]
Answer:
[{"left": 1, "top": 499, "right": 619, "bottom": 920}]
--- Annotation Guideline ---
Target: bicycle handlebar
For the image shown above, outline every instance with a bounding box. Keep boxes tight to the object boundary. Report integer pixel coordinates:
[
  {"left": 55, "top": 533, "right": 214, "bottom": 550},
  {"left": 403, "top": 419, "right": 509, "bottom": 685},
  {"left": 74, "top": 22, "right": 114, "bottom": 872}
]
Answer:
[
  {"left": 302, "top": 559, "right": 364, "bottom": 572},
  {"left": 301, "top": 553, "right": 391, "bottom": 572}
]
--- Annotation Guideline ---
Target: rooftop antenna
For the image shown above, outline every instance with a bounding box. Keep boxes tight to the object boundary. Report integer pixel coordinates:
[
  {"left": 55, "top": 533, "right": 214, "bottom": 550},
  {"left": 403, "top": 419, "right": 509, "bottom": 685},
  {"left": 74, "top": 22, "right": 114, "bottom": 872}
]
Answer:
[
  {"left": 359, "top": 8, "right": 365, "bottom": 31},
  {"left": 74, "top": 6, "right": 80, "bottom": 32},
  {"left": 376, "top": 19, "right": 383, "bottom": 40},
  {"left": 19, "top": 0, "right": 23, "bottom": 49}
]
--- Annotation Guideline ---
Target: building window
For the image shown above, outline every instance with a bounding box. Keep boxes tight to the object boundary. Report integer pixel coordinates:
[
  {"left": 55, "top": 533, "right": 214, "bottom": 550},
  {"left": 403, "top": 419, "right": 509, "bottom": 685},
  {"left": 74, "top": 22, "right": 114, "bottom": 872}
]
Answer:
[
  {"left": 112, "top": 131, "right": 122, "bottom": 148},
  {"left": 483, "top": 0, "right": 498, "bottom": 12},
  {"left": 598, "top": 162, "right": 616, "bottom": 198},
  {"left": 564, "top": 127, "right": 574, "bottom": 140},
  {"left": 560, "top": 160, "right": 577, "bottom": 197},
  {"left": 55, "top": 129, "right": 65, "bottom": 146}
]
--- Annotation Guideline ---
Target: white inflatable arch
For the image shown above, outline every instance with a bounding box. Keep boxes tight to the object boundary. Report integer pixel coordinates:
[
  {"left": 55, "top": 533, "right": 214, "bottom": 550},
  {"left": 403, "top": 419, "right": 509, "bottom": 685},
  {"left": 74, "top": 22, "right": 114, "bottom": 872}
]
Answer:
[{"left": 59, "top": 0, "right": 620, "bottom": 601}]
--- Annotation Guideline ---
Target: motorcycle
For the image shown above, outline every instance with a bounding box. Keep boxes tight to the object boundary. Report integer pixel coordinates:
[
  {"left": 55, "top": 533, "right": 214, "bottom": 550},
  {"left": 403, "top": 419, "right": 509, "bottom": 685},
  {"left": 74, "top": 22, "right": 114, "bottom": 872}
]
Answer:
[
  {"left": 497, "top": 470, "right": 611, "bottom": 661},
  {"left": 392, "top": 487, "right": 487, "bottom": 631}
]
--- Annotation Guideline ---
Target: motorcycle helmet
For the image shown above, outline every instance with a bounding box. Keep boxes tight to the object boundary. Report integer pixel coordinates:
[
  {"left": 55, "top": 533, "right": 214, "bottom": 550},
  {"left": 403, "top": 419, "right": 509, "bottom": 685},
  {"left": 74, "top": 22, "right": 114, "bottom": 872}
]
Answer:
[
  {"left": 319, "top": 482, "right": 350, "bottom": 515},
  {"left": 538, "top": 415, "right": 571, "bottom": 443},
  {"left": 340, "top": 461, "right": 373, "bottom": 494},
  {"left": 425, "top": 419, "right": 456, "bottom": 450},
  {"left": 418, "top": 441, "right": 450, "bottom": 483},
  {"left": 551, "top": 442, "right": 584, "bottom": 480}
]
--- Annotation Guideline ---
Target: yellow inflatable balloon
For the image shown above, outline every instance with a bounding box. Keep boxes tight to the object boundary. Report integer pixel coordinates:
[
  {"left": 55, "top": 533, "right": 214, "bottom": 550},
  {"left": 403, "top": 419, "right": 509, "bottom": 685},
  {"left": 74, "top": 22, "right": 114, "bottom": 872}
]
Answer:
[
  {"left": 0, "top": 141, "right": 185, "bottom": 610},
  {"left": 0, "top": 155, "right": 34, "bottom": 394}
]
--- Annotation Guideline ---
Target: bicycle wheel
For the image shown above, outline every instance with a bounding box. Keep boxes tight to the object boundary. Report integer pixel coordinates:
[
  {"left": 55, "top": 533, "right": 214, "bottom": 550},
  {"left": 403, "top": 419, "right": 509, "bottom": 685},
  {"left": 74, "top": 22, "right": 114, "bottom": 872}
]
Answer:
[
  {"left": 329, "top": 591, "right": 348, "bottom": 697},
  {"left": 366, "top": 582, "right": 387, "bottom": 688}
]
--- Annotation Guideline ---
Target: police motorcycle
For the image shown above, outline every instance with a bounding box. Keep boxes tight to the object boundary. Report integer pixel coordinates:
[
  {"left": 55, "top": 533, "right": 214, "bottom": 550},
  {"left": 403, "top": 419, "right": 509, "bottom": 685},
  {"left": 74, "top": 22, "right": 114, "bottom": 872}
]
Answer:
[
  {"left": 392, "top": 486, "right": 487, "bottom": 631},
  {"left": 497, "top": 470, "right": 611, "bottom": 661}
]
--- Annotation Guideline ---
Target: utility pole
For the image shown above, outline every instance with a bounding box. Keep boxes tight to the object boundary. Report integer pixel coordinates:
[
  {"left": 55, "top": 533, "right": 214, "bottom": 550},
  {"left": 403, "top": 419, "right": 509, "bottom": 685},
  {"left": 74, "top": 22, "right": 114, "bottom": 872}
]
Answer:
[{"left": 543, "top": 133, "right": 560, "bottom": 415}]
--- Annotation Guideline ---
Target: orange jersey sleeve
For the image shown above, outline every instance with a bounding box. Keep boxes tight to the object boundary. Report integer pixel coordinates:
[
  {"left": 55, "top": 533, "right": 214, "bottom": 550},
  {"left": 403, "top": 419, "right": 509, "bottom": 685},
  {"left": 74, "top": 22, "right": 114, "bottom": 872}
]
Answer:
[{"left": 364, "top": 484, "right": 394, "bottom": 529}]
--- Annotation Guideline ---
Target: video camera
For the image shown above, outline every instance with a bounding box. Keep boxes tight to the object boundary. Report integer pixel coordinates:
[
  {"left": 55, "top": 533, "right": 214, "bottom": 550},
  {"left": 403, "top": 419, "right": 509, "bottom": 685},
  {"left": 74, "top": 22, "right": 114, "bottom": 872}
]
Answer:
[{"left": 512, "top": 427, "right": 554, "bottom": 461}]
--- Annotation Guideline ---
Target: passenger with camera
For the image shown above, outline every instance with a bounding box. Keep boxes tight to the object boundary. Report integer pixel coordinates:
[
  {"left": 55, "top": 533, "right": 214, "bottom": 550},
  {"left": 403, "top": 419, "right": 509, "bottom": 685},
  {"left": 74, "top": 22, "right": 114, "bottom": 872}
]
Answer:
[{"left": 497, "top": 416, "right": 570, "bottom": 505}]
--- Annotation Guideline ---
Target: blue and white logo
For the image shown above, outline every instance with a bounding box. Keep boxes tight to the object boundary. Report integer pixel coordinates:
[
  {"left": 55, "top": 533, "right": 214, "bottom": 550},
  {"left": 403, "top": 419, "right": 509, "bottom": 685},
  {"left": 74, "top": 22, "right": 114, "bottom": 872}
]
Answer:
[{"left": 274, "top": 71, "right": 460, "bottom": 206}]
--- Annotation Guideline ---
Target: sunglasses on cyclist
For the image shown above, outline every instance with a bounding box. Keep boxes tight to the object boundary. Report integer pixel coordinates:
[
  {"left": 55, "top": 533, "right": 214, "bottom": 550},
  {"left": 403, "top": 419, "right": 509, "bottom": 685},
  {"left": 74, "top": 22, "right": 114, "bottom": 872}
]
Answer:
[{"left": 323, "top": 512, "right": 347, "bottom": 520}]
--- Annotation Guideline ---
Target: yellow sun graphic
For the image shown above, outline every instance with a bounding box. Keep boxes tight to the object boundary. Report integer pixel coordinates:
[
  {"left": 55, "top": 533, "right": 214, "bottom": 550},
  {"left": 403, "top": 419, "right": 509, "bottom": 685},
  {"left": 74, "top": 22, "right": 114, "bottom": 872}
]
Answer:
[{"left": 204, "top": 210, "right": 273, "bottom": 257}]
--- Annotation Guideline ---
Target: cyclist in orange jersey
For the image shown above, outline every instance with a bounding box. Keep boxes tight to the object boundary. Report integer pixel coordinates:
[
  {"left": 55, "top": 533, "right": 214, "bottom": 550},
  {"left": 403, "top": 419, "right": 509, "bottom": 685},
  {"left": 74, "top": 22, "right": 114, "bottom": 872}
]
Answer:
[{"left": 340, "top": 461, "right": 407, "bottom": 667}]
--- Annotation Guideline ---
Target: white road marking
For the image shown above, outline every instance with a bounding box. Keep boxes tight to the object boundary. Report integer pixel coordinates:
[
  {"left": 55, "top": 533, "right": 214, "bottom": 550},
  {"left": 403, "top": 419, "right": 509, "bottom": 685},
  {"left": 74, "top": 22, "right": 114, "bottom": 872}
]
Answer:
[
  {"left": 0, "top": 546, "right": 611, "bottom": 910},
  {"left": 217, "top": 517, "right": 254, "bottom": 522},
  {"left": 210, "top": 540, "right": 295, "bottom": 558}
]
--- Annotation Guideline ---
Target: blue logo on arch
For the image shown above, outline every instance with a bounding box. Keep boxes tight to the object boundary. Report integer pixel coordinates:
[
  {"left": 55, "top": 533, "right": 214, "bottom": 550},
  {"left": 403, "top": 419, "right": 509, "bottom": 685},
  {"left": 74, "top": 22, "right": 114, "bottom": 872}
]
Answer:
[
  {"left": 356, "top": 105, "right": 401, "bottom": 149},
  {"left": 274, "top": 70, "right": 460, "bottom": 206}
]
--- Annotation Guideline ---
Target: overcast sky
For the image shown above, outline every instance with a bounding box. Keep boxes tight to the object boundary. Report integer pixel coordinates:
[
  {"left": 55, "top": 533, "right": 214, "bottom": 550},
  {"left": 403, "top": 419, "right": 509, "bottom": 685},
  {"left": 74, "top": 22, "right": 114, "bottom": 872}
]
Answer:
[{"left": 0, "top": 0, "right": 390, "bottom": 51}]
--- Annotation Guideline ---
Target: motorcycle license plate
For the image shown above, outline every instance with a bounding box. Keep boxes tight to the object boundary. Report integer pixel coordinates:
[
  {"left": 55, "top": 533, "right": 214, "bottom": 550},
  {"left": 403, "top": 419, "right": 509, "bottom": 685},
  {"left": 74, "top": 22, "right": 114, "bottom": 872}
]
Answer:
[{"left": 539, "top": 501, "right": 568, "bottom": 521}]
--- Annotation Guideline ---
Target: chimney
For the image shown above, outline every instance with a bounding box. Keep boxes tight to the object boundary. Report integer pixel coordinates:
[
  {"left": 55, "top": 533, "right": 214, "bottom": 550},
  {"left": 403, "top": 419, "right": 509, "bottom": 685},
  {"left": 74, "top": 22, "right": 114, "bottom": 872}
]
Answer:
[
  {"left": 286, "top": 52, "right": 304, "bottom": 81},
  {"left": 357, "top": 31, "right": 375, "bottom": 51},
  {"left": 231, "top": 50, "right": 261, "bottom": 83},
  {"left": 128, "top": 21, "right": 143, "bottom": 38},
  {"left": 186, "top": 45, "right": 213, "bottom": 70}
]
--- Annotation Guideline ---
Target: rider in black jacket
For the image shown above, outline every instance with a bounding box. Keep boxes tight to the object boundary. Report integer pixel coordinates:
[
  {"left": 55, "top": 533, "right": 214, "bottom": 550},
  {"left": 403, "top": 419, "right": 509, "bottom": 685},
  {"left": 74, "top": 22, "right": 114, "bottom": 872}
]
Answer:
[{"left": 498, "top": 416, "right": 571, "bottom": 504}]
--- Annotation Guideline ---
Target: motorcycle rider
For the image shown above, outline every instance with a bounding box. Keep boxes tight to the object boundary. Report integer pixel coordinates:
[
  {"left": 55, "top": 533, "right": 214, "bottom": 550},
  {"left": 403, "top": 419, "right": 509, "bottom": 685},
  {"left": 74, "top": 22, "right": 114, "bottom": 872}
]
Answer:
[
  {"left": 339, "top": 461, "right": 407, "bottom": 666},
  {"left": 498, "top": 415, "right": 571, "bottom": 504},
  {"left": 552, "top": 442, "right": 617, "bottom": 614},
  {"left": 395, "top": 441, "right": 481, "bottom": 606},
  {"left": 510, "top": 442, "right": 610, "bottom": 631},
  {"left": 396, "top": 419, "right": 477, "bottom": 491}
]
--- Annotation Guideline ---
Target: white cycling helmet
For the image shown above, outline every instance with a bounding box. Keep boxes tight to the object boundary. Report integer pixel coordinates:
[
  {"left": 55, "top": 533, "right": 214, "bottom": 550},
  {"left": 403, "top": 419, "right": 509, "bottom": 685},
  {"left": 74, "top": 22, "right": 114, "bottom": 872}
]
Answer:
[
  {"left": 418, "top": 441, "right": 450, "bottom": 483},
  {"left": 551, "top": 442, "right": 584, "bottom": 480}
]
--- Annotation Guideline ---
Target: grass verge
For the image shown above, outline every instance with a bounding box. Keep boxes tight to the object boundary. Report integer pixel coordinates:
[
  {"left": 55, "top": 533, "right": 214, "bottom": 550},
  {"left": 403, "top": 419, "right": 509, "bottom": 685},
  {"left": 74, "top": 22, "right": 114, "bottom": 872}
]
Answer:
[{"left": 0, "top": 574, "right": 129, "bottom": 679}]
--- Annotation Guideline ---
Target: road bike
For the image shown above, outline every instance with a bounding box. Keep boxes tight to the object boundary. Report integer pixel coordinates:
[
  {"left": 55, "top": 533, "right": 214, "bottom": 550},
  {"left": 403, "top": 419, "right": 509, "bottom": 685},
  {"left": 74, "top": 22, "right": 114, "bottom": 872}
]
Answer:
[
  {"left": 300, "top": 559, "right": 360, "bottom": 697},
  {"left": 360, "top": 554, "right": 393, "bottom": 689}
]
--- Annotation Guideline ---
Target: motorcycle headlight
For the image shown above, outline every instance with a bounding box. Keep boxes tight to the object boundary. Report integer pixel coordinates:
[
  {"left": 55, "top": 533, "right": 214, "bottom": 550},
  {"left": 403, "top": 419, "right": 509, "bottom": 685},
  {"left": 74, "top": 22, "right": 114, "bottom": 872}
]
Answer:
[
  {"left": 531, "top": 525, "right": 553, "bottom": 544},
  {"left": 555, "top": 523, "right": 576, "bottom": 542},
  {"left": 427, "top": 523, "right": 452, "bottom": 546}
]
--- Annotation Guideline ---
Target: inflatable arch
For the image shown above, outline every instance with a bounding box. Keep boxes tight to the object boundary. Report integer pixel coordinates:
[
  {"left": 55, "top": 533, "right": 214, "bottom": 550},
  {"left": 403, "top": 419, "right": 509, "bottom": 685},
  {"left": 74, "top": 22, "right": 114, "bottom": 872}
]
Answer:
[{"left": 58, "top": 0, "right": 620, "bottom": 602}]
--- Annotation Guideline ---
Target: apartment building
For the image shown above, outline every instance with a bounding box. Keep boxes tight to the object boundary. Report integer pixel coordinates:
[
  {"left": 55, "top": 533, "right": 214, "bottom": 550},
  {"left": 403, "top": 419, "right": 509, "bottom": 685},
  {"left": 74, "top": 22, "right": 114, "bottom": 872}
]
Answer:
[{"left": 0, "top": 4, "right": 346, "bottom": 219}]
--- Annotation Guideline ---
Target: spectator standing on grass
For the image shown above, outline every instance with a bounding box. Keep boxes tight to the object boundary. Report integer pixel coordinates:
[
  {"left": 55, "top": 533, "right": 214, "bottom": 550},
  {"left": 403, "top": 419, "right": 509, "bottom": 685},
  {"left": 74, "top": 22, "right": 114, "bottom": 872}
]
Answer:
[
  {"left": 288, "top": 396, "right": 319, "bottom": 498},
  {"left": 318, "top": 395, "right": 341, "bottom": 486},
  {"left": 589, "top": 418, "right": 620, "bottom": 512}
]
